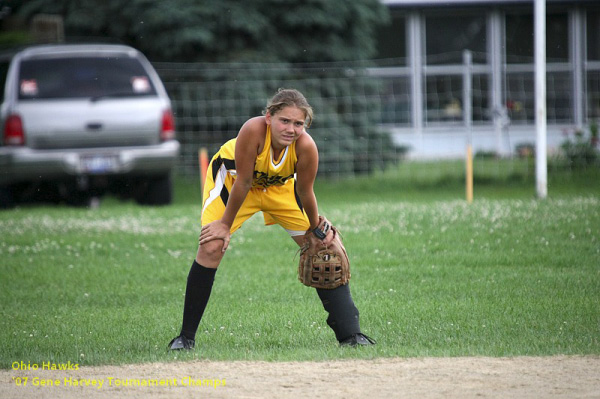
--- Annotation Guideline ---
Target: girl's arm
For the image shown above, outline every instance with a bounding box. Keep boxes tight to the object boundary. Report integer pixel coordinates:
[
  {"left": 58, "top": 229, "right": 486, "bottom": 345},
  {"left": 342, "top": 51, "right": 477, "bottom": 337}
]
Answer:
[
  {"left": 199, "top": 117, "right": 262, "bottom": 250},
  {"left": 294, "top": 132, "right": 320, "bottom": 230}
]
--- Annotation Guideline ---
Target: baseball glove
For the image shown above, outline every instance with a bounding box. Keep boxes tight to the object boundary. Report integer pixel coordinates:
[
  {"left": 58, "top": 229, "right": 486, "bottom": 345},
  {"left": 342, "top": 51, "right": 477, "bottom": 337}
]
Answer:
[{"left": 298, "top": 216, "right": 350, "bottom": 289}]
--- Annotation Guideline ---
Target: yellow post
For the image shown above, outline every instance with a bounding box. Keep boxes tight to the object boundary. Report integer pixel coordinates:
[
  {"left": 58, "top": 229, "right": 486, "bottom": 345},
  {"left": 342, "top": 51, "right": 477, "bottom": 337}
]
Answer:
[
  {"left": 466, "top": 144, "right": 473, "bottom": 203},
  {"left": 199, "top": 147, "right": 209, "bottom": 198}
]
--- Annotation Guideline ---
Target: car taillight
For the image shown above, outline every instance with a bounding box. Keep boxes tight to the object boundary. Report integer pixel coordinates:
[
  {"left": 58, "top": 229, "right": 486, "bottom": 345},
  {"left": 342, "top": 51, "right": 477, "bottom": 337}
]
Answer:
[
  {"left": 160, "top": 109, "right": 175, "bottom": 141},
  {"left": 3, "top": 114, "right": 25, "bottom": 146}
]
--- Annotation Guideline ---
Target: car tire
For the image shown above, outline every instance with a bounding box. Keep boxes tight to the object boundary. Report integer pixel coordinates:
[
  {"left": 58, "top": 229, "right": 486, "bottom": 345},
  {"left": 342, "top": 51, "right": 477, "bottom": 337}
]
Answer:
[
  {"left": 135, "top": 174, "right": 173, "bottom": 206},
  {"left": 0, "top": 186, "right": 15, "bottom": 209}
]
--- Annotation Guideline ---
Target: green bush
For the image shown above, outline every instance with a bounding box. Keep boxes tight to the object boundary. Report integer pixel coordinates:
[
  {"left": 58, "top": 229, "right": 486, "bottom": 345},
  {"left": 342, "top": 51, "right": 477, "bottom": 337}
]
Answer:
[{"left": 559, "top": 123, "right": 599, "bottom": 169}]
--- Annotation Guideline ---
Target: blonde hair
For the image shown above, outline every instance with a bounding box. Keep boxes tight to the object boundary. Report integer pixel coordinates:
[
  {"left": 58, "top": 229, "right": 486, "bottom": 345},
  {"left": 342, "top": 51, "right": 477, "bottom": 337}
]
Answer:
[{"left": 264, "top": 88, "right": 313, "bottom": 127}]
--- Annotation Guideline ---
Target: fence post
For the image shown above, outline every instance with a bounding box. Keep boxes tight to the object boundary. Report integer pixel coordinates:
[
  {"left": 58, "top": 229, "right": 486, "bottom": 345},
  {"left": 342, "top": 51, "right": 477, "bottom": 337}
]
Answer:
[
  {"left": 535, "top": 0, "right": 548, "bottom": 199},
  {"left": 463, "top": 50, "right": 473, "bottom": 203},
  {"left": 198, "top": 147, "right": 209, "bottom": 199}
]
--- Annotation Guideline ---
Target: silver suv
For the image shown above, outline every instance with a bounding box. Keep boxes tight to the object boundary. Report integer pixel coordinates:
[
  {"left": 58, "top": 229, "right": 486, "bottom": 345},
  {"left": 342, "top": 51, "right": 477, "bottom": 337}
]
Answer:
[{"left": 0, "top": 44, "right": 180, "bottom": 207}]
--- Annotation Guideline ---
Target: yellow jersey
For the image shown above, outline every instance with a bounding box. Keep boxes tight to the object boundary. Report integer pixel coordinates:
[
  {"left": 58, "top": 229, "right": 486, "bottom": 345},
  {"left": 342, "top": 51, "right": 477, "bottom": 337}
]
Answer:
[
  {"left": 202, "top": 124, "right": 309, "bottom": 234},
  {"left": 218, "top": 125, "right": 297, "bottom": 189}
]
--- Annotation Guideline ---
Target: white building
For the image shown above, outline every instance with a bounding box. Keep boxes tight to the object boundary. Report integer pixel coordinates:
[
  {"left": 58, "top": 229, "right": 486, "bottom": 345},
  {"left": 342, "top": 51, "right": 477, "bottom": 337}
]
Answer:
[{"left": 373, "top": 0, "right": 600, "bottom": 158}]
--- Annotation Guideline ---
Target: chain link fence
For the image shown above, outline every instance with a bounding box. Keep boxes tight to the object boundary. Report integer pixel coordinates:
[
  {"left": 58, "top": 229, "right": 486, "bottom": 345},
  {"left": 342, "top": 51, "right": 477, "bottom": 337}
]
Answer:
[
  {"left": 154, "top": 61, "right": 402, "bottom": 179},
  {"left": 155, "top": 58, "right": 599, "bottom": 181}
]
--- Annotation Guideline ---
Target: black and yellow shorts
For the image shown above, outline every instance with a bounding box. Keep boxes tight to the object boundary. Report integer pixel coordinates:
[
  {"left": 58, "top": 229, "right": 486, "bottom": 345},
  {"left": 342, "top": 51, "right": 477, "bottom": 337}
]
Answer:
[{"left": 201, "top": 155, "right": 310, "bottom": 236}]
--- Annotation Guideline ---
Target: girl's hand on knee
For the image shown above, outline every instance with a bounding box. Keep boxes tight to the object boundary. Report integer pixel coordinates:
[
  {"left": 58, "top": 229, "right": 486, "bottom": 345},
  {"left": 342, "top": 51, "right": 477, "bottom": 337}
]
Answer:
[{"left": 199, "top": 220, "right": 231, "bottom": 252}]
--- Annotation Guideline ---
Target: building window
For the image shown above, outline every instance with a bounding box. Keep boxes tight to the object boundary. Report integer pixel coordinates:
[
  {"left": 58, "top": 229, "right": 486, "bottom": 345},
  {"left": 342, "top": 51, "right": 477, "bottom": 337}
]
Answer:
[
  {"left": 586, "top": 9, "right": 600, "bottom": 119},
  {"left": 425, "top": 14, "right": 487, "bottom": 65},
  {"left": 423, "top": 13, "right": 487, "bottom": 124},
  {"left": 587, "top": 10, "right": 600, "bottom": 61},
  {"left": 373, "top": 11, "right": 409, "bottom": 125},
  {"left": 588, "top": 73, "right": 600, "bottom": 119},
  {"left": 376, "top": 10, "right": 406, "bottom": 62},
  {"left": 547, "top": 13, "right": 569, "bottom": 62},
  {"left": 506, "top": 12, "right": 569, "bottom": 63},
  {"left": 505, "top": 11, "right": 571, "bottom": 123},
  {"left": 379, "top": 77, "right": 411, "bottom": 125}
]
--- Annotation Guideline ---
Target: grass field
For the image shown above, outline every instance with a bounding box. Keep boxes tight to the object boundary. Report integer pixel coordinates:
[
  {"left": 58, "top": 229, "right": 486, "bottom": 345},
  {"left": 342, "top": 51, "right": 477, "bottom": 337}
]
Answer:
[{"left": 1, "top": 160, "right": 599, "bottom": 368}]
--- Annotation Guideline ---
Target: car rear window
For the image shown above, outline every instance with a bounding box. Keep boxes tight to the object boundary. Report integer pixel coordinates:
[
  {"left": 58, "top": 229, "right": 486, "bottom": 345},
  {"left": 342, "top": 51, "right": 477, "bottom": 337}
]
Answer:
[{"left": 18, "top": 56, "right": 158, "bottom": 100}]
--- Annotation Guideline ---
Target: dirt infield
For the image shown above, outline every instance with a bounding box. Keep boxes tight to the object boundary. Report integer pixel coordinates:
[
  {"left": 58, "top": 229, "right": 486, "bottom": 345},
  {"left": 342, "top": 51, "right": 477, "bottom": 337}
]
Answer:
[{"left": 3, "top": 356, "right": 599, "bottom": 398}]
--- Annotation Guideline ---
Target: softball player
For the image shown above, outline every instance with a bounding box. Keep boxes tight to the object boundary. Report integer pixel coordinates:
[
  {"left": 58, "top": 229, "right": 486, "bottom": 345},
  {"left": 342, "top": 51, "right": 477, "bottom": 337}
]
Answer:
[{"left": 168, "top": 89, "right": 374, "bottom": 350}]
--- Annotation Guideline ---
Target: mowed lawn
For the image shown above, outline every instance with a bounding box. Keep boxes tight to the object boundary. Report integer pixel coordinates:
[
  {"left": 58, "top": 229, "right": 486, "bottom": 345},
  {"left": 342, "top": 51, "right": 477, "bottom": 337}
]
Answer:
[{"left": 1, "top": 161, "right": 599, "bottom": 367}]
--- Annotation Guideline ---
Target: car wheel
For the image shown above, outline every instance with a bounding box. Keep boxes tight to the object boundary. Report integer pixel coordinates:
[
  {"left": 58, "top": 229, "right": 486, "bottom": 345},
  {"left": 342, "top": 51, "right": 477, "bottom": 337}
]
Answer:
[
  {"left": 65, "top": 192, "right": 95, "bottom": 208},
  {"left": 135, "top": 174, "right": 173, "bottom": 206},
  {"left": 0, "top": 185, "right": 15, "bottom": 209}
]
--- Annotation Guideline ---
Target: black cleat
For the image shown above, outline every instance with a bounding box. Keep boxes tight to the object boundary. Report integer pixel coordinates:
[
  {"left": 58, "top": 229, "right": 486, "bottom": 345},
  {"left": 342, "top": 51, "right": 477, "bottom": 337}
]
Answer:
[
  {"left": 339, "top": 333, "right": 376, "bottom": 347},
  {"left": 168, "top": 335, "right": 195, "bottom": 351}
]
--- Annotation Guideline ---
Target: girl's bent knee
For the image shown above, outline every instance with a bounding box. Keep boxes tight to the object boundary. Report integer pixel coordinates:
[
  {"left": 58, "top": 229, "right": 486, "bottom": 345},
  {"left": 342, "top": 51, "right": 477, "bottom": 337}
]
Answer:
[{"left": 196, "top": 240, "right": 225, "bottom": 268}]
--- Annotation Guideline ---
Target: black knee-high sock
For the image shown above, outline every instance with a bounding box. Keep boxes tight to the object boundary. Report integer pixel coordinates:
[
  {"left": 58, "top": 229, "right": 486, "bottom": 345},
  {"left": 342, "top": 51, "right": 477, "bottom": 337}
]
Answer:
[
  {"left": 316, "top": 283, "right": 361, "bottom": 342},
  {"left": 180, "top": 260, "right": 217, "bottom": 340}
]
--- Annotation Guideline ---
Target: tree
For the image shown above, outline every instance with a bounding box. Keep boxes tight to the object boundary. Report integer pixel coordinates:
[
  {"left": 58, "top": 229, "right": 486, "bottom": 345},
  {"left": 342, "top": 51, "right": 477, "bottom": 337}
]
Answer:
[
  {"left": 16, "top": 0, "right": 398, "bottom": 176},
  {"left": 17, "top": 0, "right": 388, "bottom": 63}
]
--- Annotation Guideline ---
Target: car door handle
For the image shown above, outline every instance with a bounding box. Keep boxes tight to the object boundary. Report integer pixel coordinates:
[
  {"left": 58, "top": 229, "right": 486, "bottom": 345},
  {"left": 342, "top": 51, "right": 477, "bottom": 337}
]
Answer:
[{"left": 86, "top": 122, "right": 103, "bottom": 131}]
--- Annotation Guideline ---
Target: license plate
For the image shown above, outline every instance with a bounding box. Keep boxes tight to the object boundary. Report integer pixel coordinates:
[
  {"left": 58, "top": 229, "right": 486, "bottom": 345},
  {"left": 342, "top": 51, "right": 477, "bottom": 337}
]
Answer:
[{"left": 80, "top": 154, "right": 119, "bottom": 174}]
